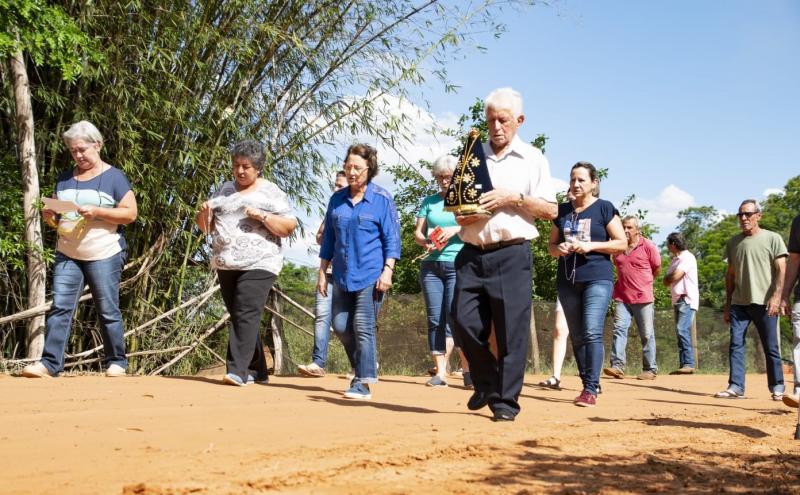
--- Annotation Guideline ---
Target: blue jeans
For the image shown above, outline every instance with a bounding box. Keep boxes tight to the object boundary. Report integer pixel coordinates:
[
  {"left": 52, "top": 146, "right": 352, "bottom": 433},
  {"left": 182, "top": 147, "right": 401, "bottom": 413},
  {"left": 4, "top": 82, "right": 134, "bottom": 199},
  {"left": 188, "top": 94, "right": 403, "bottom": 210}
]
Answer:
[
  {"left": 41, "top": 251, "right": 127, "bottom": 375},
  {"left": 311, "top": 274, "right": 333, "bottom": 368},
  {"left": 727, "top": 304, "right": 785, "bottom": 395},
  {"left": 610, "top": 302, "right": 658, "bottom": 373},
  {"left": 558, "top": 279, "right": 613, "bottom": 395},
  {"left": 673, "top": 297, "right": 696, "bottom": 368},
  {"left": 419, "top": 261, "right": 456, "bottom": 355},
  {"left": 331, "top": 283, "right": 383, "bottom": 384}
]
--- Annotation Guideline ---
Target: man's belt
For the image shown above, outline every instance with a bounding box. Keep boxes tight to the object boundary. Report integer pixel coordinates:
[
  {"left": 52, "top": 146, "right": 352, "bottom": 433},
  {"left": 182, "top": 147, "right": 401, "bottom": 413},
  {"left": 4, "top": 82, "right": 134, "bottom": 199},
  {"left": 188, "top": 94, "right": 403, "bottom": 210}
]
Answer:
[{"left": 470, "top": 238, "right": 527, "bottom": 252}]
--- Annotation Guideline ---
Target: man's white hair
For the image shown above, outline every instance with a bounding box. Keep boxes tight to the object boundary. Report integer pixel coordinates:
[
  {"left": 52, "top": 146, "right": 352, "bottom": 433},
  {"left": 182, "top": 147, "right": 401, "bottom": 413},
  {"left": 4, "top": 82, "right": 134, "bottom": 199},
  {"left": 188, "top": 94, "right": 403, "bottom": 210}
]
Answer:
[
  {"left": 431, "top": 155, "right": 457, "bottom": 176},
  {"left": 484, "top": 87, "right": 523, "bottom": 118}
]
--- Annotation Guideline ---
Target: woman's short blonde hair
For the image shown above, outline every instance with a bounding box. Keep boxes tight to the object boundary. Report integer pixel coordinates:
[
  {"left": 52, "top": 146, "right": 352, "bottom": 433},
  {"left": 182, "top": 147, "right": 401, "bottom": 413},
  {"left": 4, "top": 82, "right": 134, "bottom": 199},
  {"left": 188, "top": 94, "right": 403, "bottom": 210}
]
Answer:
[{"left": 62, "top": 121, "right": 104, "bottom": 146}]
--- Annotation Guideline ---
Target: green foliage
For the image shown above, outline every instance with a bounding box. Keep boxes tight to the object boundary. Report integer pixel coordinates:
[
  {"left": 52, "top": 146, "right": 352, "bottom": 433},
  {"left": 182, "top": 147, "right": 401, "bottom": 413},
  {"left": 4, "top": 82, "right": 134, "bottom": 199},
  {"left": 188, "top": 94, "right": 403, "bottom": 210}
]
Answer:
[
  {"left": 675, "top": 206, "right": 720, "bottom": 253},
  {"left": 759, "top": 175, "right": 800, "bottom": 239},
  {"left": 0, "top": 0, "right": 102, "bottom": 80},
  {"left": 387, "top": 159, "right": 438, "bottom": 294},
  {"left": 278, "top": 262, "right": 316, "bottom": 294}
]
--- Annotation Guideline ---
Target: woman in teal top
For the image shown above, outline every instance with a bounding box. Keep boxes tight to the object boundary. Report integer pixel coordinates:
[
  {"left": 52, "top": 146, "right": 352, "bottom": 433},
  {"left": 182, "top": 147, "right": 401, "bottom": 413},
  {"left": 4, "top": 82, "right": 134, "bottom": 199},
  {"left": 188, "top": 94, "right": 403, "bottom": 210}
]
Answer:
[{"left": 414, "top": 155, "right": 469, "bottom": 388}]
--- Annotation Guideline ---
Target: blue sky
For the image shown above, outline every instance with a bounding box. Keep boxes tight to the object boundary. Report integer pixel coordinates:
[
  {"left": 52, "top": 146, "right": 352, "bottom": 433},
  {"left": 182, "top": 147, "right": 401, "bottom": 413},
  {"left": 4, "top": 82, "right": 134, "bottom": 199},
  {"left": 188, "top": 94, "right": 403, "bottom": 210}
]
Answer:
[
  {"left": 285, "top": 0, "right": 799, "bottom": 265},
  {"left": 431, "top": 0, "right": 798, "bottom": 225}
]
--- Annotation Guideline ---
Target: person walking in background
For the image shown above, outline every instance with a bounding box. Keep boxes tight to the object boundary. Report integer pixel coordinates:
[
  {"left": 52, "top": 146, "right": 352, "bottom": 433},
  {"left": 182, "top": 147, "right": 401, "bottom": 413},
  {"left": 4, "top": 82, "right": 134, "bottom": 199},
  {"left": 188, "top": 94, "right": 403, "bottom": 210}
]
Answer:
[
  {"left": 548, "top": 162, "right": 626, "bottom": 407},
  {"left": 23, "top": 121, "right": 137, "bottom": 379},
  {"left": 715, "top": 199, "right": 786, "bottom": 400},
  {"left": 414, "top": 155, "right": 470, "bottom": 388},
  {"left": 539, "top": 191, "right": 578, "bottom": 391},
  {"left": 298, "top": 171, "right": 349, "bottom": 378},
  {"left": 780, "top": 213, "right": 800, "bottom": 408},
  {"left": 196, "top": 140, "right": 297, "bottom": 387},
  {"left": 604, "top": 216, "right": 661, "bottom": 381},
  {"left": 452, "top": 87, "right": 557, "bottom": 422},
  {"left": 663, "top": 232, "right": 699, "bottom": 375},
  {"left": 319, "top": 144, "right": 401, "bottom": 400},
  {"left": 537, "top": 299, "right": 569, "bottom": 390}
]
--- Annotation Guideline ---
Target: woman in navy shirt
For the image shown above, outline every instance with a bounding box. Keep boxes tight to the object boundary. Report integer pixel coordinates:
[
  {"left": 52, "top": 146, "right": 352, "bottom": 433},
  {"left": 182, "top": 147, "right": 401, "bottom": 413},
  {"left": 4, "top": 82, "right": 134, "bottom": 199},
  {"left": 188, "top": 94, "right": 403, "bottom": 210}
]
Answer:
[
  {"left": 22, "top": 121, "right": 137, "bottom": 378},
  {"left": 318, "top": 144, "right": 401, "bottom": 400},
  {"left": 548, "top": 162, "right": 626, "bottom": 407}
]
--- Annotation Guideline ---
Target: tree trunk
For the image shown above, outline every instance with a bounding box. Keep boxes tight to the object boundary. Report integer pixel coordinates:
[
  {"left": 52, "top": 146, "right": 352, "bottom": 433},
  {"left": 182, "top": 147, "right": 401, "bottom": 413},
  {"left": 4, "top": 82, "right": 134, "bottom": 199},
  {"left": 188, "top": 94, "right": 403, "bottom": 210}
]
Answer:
[{"left": 10, "top": 49, "right": 46, "bottom": 358}]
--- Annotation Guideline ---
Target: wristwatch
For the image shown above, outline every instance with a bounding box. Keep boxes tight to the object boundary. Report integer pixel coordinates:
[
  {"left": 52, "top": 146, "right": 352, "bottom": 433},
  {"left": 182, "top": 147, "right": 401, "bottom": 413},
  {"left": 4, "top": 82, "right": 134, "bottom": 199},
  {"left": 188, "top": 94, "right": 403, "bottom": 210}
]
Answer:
[{"left": 515, "top": 193, "right": 524, "bottom": 207}]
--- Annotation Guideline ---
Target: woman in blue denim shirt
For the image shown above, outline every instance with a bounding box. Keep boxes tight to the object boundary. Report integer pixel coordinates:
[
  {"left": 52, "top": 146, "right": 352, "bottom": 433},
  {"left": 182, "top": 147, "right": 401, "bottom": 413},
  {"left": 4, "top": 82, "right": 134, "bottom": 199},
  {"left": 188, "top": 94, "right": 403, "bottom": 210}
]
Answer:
[
  {"left": 413, "top": 155, "right": 470, "bottom": 388},
  {"left": 548, "top": 162, "right": 626, "bottom": 408},
  {"left": 318, "top": 144, "right": 401, "bottom": 400}
]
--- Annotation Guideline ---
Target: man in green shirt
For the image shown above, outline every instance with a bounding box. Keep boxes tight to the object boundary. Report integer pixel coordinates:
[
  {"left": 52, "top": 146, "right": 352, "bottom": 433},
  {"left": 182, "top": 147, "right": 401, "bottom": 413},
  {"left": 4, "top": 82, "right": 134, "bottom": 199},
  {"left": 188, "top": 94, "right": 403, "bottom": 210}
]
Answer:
[{"left": 715, "top": 199, "right": 787, "bottom": 400}]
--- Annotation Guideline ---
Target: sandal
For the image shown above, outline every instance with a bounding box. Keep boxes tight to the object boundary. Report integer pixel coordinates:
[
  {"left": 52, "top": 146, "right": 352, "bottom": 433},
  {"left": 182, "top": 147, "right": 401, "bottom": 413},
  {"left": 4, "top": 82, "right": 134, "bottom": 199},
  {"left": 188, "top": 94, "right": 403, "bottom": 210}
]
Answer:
[
  {"left": 538, "top": 376, "right": 561, "bottom": 390},
  {"left": 714, "top": 388, "right": 744, "bottom": 399}
]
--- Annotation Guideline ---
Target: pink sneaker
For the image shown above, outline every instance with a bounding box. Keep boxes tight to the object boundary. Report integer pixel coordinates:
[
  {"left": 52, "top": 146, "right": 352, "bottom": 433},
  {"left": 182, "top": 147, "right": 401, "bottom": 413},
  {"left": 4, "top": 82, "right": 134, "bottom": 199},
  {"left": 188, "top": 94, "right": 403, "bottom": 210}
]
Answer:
[{"left": 574, "top": 389, "right": 597, "bottom": 407}]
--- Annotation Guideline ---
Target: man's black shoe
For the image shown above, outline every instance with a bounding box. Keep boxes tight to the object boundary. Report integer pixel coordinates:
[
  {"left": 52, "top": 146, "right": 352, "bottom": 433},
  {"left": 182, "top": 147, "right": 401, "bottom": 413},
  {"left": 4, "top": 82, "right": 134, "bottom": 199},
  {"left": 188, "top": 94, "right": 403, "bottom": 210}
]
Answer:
[
  {"left": 467, "top": 391, "right": 489, "bottom": 411},
  {"left": 492, "top": 409, "right": 515, "bottom": 422}
]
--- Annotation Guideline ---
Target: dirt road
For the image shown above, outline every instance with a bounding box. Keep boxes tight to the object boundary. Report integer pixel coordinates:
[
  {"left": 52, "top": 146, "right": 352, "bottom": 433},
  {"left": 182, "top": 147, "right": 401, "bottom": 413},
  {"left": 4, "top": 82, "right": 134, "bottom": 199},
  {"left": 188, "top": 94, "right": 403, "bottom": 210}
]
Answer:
[{"left": 1, "top": 372, "right": 798, "bottom": 494}]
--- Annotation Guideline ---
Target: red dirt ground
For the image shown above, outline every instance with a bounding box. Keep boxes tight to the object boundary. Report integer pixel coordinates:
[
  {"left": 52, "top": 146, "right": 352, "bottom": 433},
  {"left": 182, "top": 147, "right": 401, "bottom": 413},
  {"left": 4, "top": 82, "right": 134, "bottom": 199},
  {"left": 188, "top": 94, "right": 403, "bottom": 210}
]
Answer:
[{"left": 1, "top": 372, "right": 798, "bottom": 494}]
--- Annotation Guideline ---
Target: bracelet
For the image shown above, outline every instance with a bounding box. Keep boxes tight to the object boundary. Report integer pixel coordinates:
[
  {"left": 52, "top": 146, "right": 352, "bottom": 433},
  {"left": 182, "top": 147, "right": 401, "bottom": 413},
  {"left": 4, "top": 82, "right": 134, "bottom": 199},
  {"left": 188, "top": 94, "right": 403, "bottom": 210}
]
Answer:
[{"left": 384, "top": 264, "right": 394, "bottom": 271}]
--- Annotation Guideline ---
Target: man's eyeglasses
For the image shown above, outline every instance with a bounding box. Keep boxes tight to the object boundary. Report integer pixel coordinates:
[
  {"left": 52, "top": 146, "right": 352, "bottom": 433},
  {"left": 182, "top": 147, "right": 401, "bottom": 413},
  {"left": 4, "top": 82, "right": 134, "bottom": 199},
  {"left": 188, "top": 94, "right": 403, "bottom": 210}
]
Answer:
[{"left": 737, "top": 211, "right": 758, "bottom": 219}]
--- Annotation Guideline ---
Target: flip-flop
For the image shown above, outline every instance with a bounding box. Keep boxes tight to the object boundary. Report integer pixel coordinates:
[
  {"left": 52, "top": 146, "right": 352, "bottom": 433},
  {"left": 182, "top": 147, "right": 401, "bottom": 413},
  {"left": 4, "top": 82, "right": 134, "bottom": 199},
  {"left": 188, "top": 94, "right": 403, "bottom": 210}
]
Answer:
[
  {"left": 538, "top": 376, "right": 561, "bottom": 390},
  {"left": 714, "top": 389, "right": 743, "bottom": 399}
]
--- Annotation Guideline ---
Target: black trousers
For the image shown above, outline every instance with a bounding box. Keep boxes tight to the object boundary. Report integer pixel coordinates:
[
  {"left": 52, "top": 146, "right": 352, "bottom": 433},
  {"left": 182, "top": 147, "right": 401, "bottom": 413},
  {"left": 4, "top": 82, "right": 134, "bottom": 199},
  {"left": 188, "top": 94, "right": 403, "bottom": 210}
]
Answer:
[
  {"left": 217, "top": 269, "right": 276, "bottom": 382},
  {"left": 452, "top": 242, "right": 532, "bottom": 415}
]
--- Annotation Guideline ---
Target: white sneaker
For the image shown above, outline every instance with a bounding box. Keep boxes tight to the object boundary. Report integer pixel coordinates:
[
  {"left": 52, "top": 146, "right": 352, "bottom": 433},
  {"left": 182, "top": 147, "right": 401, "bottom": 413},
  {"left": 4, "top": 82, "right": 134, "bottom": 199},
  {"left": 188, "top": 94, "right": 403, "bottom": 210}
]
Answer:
[
  {"left": 345, "top": 369, "right": 356, "bottom": 380},
  {"left": 105, "top": 364, "right": 127, "bottom": 377},
  {"left": 297, "top": 363, "right": 325, "bottom": 377},
  {"left": 21, "top": 362, "right": 52, "bottom": 378}
]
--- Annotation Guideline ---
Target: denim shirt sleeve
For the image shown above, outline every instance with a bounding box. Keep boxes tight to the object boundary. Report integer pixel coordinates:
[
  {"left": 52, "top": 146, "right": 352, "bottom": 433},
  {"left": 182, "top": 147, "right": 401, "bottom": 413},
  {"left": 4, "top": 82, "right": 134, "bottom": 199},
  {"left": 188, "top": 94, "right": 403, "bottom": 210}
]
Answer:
[
  {"left": 319, "top": 194, "right": 338, "bottom": 261},
  {"left": 379, "top": 193, "right": 401, "bottom": 261}
]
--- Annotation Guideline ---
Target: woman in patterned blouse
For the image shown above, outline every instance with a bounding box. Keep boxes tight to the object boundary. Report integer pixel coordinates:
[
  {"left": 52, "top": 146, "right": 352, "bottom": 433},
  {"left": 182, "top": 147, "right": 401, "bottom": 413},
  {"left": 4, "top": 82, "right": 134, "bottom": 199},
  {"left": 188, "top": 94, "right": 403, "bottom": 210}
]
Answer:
[{"left": 196, "top": 140, "right": 297, "bottom": 386}]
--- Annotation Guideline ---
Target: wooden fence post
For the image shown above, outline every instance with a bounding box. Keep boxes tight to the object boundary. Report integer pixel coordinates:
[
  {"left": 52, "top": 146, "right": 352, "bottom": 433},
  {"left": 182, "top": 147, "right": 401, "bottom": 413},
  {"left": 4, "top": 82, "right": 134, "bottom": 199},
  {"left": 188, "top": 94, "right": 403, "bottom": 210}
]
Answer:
[
  {"left": 691, "top": 313, "right": 699, "bottom": 369},
  {"left": 268, "top": 290, "right": 285, "bottom": 375},
  {"left": 530, "top": 304, "right": 541, "bottom": 374}
]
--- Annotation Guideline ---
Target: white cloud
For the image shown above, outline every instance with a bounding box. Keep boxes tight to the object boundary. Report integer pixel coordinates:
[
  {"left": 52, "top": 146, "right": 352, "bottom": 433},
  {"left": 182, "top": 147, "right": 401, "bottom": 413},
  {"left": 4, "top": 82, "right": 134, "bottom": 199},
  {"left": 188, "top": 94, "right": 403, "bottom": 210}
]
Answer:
[
  {"left": 552, "top": 177, "right": 569, "bottom": 195},
  {"left": 762, "top": 187, "right": 784, "bottom": 198},
  {"left": 624, "top": 184, "right": 695, "bottom": 242},
  {"left": 343, "top": 94, "right": 461, "bottom": 190}
]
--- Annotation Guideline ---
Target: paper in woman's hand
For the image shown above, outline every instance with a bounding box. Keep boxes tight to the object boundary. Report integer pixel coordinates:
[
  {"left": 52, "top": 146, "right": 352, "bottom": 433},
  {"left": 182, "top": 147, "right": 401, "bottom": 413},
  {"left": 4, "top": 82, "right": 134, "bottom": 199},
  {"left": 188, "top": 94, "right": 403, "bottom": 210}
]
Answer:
[{"left": 43, "top": 197, "right": 79, "bottom": 213}]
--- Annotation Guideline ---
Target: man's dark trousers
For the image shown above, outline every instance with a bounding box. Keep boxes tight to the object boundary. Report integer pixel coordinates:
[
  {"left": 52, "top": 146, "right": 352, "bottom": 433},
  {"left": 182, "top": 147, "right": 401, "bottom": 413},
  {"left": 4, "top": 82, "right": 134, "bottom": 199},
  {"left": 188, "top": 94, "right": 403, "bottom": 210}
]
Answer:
[{"left": 453, "top": 242, "right": 532, "bottom": 416}]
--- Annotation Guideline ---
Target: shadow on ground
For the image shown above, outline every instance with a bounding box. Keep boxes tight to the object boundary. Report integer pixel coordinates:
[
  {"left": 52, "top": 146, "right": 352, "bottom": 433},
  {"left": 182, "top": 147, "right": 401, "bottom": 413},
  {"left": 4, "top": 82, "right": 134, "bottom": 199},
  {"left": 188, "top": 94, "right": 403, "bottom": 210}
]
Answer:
[{"left": 474, "top": 441, "right": 800, "bottom": 494}]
